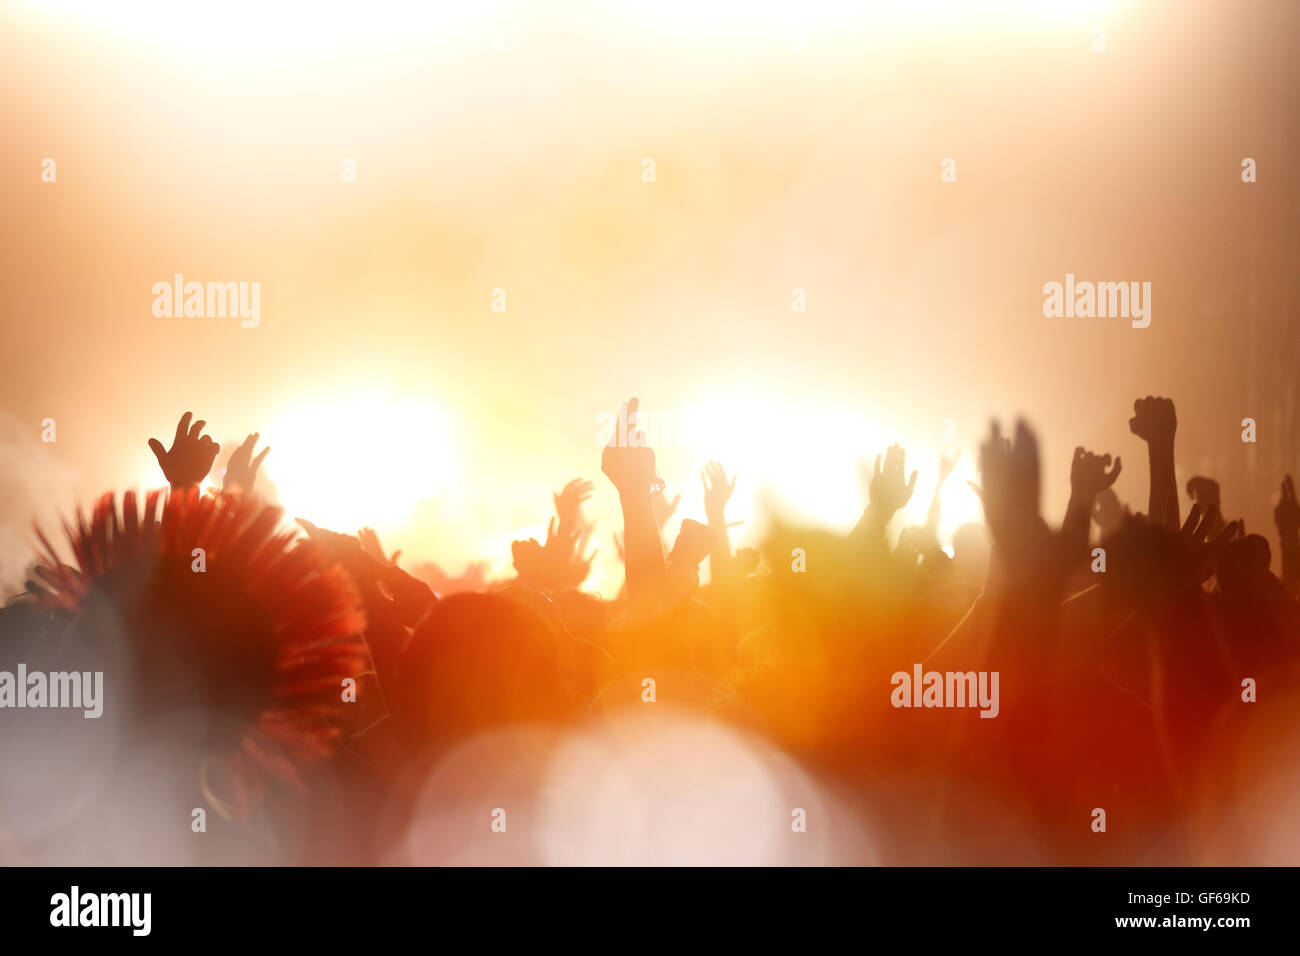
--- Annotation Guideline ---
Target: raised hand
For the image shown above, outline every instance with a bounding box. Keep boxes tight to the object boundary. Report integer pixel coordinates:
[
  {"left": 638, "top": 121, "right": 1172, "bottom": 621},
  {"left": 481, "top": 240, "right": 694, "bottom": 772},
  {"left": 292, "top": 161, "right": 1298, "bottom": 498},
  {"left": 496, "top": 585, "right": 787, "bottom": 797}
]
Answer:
[
  {"left": 1128, "top": 396, "right": 1177, "bottom": 444},
  {"left": 1104, "top": 503, "right": 1241, "bottom": 603},
  {"left": 1274, "top": 475, "right": 1299, "bottom": 537},
  {"left": 510, "top": 516, "right": 598, "bottom": 591},
  {"left": 1186, "top": 476, "right": 1220, "bottom": 509},
  {"left": 222, "top": 432, "right": 269, "bottom": 494},
  {"left": 976, "top": 418, "right": 1078, "bottom": 609},
  {"left": 553, "top": 479, "right": 594, "bottom": 535},
  {"left": 601, "top": 398, "right": 657, "bottom": 498},
  {"left": 600, "top": 397, "right": 666, "bottom": 614},
  {"left": 700, "top": 459, "right": 738, "bottom": 586},
  {"left": 295, "top": 517, "right": 368, "bottom": 578},
  {"left": 148, "top": 412, "right": 220, "bottom": 490},
  {"left": 1185, "top": 476, "right": 1224, "bottom": 537},
  {"left": 979, "top": 421, "right": 1039, "bottom": 543},
  {"left": 853, "top": 444, "right": 919, "bottom": 548},
  {"left": 297, "top": 517, "right": 361, "bottom": 553},
  {"left": 1129, "top": 395, "right": 1179, "bottom": 531},
  {"left": 301, "top": 518, "right": 432, "bottom": 618},
  {"left": 1276, "top": 475, "right": 1300, "bottom": 596},
  {"left": 1070, "top": 447, "right": 1122, "bottom": 500},
  {"left": 868, "top": 444, "right": 919, "bottom": 520},
  {"left": 358, "top": 526, "right": 401, "bottom": 565},
  {"left": 700, "top": 460, "right": 737, "bottom": 520},
  {"left": 1179, "top": 502, "right": 1222, "bottom": 544},
  {"left": 1179, "top": 503, "right": 1242, "bottom": 585}
]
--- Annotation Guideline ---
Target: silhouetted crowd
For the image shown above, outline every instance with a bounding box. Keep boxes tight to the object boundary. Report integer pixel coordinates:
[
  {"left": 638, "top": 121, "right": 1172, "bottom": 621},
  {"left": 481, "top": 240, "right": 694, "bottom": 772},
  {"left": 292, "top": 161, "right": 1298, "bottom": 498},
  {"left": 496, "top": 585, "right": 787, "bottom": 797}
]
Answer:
[{"left": 3, "top": 396, "right": 1299, "bottom": 864}]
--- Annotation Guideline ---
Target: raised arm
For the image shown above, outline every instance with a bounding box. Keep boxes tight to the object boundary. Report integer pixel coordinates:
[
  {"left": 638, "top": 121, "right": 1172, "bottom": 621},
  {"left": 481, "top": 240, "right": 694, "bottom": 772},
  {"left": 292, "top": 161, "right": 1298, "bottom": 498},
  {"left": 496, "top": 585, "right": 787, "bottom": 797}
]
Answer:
[
  {"left": 1186, "top": 476, "right": 1225, "bottom": 538},
  {"left": 852, "top": 443, "right": 918, "bottom": 550},
  {"left": 1275, "top": 475, "right": 1300, "bottom": 596},
  {"left": 1128, "top": 396, "right": 1178, "bottom": 531},
  {"left": 148, "top": 411, "right": 220, "bottom": 491},
  {"left": 1063, "top": 446, "right": 1122, "bottom": 556},
  {"left": 223, "top": 432, "right": 270, "bottom": 494},
  {"left": 701, "top": 459, "right": 737, "bottom": 587},
  {"left": 601, "top": 398, "right": 666, "bottom": 613}
]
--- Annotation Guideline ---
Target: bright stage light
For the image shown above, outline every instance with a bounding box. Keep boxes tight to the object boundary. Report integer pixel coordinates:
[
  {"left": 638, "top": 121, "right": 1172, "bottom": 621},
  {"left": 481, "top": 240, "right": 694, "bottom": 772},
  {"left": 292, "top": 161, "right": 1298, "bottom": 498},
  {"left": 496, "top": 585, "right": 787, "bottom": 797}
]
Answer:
[
  {"left": 656, "top": 387, "right": 987, "bottom": 543},
  {"left": 674, "top": 386, "right": 891, "bottom": 532},
  {"left": 263, "top": 389, "right": 459, "bottom": 535}
]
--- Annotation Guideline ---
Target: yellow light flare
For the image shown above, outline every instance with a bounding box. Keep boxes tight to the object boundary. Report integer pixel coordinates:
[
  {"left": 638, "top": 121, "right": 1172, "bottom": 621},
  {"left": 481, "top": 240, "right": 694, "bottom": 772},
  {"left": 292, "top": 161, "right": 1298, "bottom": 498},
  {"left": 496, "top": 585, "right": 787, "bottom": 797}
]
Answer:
[
  {"left": 263, "top": 389, "right": 459, "bottom": 535},
  {"left": 670, "top": 386, "right": 890, "bottom": 532}
]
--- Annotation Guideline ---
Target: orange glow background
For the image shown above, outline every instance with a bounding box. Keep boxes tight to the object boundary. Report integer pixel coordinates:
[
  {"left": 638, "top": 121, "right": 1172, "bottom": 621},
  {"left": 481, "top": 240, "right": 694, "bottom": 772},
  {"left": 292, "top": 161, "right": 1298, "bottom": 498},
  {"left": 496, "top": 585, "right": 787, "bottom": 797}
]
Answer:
[{"left": 2, "top": 0, "right": 1297, "bottom": 597}]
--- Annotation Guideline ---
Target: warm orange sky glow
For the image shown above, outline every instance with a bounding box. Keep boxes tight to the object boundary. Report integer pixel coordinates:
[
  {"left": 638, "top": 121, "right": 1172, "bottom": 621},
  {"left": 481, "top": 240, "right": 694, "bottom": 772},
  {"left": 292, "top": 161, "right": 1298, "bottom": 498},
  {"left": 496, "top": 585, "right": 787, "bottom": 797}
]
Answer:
[
  {"left": 2, "top": 0, "right": 1297, "bottom": 592},
  {"left": 7, "top": 0, "right": 1300, "bottom": 889}
]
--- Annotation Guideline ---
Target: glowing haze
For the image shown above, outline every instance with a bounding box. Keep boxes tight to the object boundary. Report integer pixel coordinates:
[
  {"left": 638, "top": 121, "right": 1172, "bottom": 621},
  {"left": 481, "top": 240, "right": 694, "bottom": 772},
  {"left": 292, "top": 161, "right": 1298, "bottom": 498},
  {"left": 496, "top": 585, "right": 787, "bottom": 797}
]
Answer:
[{"left": 2, "top": 0, "right": 1296, "bottom": 596}]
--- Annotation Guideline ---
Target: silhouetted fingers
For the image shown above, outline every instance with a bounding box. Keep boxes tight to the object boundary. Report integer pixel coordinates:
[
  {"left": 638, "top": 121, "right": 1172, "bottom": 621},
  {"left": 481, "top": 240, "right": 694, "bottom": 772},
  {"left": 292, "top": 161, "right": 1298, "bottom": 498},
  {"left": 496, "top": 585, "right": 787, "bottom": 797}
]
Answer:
[
  {"left": 1210, "top": 520, "right": 1241, "bottom": 550},
  {"left": 1194, "top": 504, "right": 1220, "bottom": 542},
  {"left": 1104, "top": 456, "right": 1122, "bottom": 486},
  {"left": 885, "top": 444, "right": 903, "bottom": 473},
  {"left": 1013, "top": 419, "right": 1037, "bottom": 457}
]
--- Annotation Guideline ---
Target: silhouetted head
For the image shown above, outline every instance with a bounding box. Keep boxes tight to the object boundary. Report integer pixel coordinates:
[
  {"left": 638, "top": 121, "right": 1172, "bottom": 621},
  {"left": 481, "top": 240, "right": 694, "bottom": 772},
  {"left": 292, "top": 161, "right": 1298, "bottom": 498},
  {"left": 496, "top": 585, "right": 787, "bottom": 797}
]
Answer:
[
  {"left": 393, "top": 591, "right": 584, "bottom": 748},
  {"left": 29, "top": 490, "right": 368, "bottom": 817},
  {"left": 1219, "top": 533, "right": 1272, "bottom": 590}
]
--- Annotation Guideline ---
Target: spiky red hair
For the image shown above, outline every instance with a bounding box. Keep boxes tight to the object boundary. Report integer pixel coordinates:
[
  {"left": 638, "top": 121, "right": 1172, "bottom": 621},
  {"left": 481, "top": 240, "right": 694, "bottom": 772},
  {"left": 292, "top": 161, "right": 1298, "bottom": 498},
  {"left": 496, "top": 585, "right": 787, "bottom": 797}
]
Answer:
[{"left": 29, "top": 488, "right": 369, "bottom": 819}]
